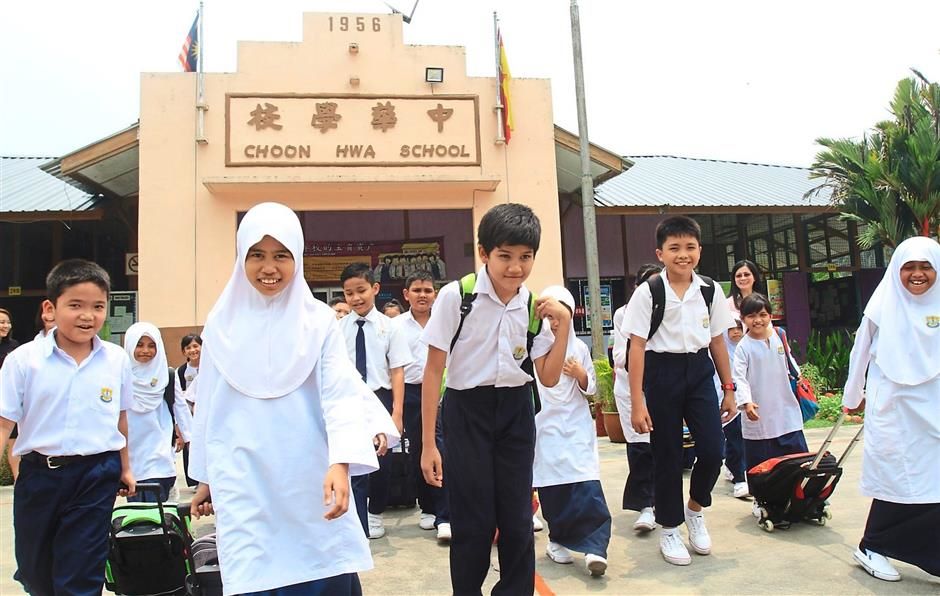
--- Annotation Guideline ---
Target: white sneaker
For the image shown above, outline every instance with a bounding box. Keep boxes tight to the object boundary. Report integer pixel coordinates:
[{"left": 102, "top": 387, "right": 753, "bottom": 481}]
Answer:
[
  {"left": 633, "top": 507, "right": 657, "bottom": 532},
  {"left": 684, "top": 506, "right": 711, "bottom": 555},
  {"left": 546, "top": 541, "right": 574, "bottom": 564},
  {"left": 660, "top": 529, "right": 691, "bottom": 566},
  {"left": 585, "top": 553, "right": 607, "bottom": 576},
  {"left": 419, "top": 512, "right": 436, "bottom": 530},
  {"left": 854, "top": 548, "right": 901, "bottom": 582},
  {"left": 732, "top": 482, "right": 750, "bottom": 499},
  {"left": 367, "top": 513, "right": 385, "bottom": 539},
  {"left": 722, "top": 465, "right": 734, "bottom": 482},
  {"left": 533, "top": 514, "right": 544, "bottom": 532},
  {"left": 436, "top": 522, "right": 452, "bottom": 543}
]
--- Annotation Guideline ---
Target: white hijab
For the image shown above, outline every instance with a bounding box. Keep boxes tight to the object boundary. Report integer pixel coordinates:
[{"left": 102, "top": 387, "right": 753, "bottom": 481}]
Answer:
[
  {"left": 538, "top": 285, "right": 580, "bottom": 404},
  {"left": 202, "top": 202, "right": 333, "bottom": 399},
  {"left": 124, "top": 322, "right": 169, "bottom": 413},
  {"left": 540, "top": 285, "right": 578, "bottom": 354},
  {"left": 864, "top": 236, "right": 940, "bottom": 385}
]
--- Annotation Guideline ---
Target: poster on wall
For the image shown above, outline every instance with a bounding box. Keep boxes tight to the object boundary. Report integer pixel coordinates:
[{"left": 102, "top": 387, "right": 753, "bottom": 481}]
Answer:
[
  {"left": 303, "top": 238, "right": 447, "bottom": 283},
  {"left": 102, "top": 291, "right": 137, "bottom": 346},
  {"left": 581, "top": 284, "right": 614, "bottom": 332},
  {"left": 766, "top": 279, "right": 785, "bottom": 321}
]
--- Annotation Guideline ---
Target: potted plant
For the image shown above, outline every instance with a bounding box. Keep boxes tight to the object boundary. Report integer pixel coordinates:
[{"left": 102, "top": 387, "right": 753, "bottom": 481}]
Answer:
[{"left": 593, "top": 358, "right": 625, "bottom": 443}]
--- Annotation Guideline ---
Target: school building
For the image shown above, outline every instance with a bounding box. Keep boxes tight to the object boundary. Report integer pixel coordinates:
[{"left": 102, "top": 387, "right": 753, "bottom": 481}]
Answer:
[{"left": 0, "top": 11, "right": 886, "bottom": 360}]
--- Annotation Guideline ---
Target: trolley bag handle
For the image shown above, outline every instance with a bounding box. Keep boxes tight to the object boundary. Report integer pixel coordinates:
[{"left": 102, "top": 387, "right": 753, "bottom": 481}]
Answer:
[
  {"left": 121, "top": 482, "right": 174, "bottom": 554},
  {"left": 808, "top": 412, "right": 845, "bottom": 471},
  {"left": 837, "top": 423, "right": 865, "bottom": 467}
]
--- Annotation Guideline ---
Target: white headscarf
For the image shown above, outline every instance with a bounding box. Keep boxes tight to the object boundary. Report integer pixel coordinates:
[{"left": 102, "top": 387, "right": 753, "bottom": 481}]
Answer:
[
  {"left": 124, "top": 322, "right": 170, "bottom": 413},
  {"left": 540, "top": 285, "right": 578, "bottom": 354},
  {"left": 864, "top": 236, "right": 940, "bottom": 385},
  {"left": 202, "top": 202, "right": 334, "bottom": 399}
]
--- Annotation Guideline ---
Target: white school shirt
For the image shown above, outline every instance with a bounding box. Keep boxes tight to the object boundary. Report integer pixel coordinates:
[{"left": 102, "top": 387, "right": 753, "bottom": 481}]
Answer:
[
  {"left": 395, "top": 310, "right": 429, "bottom": 385},
  {"left": 421, "top": 267, "right": 554, "bottom": 390},
  {"left": 621, "top": 271, "right": 733, "bottom": 354},
  {"left": 128, "top": 383, "right": 193, "bottom": 481},
  {"left": 533, "top": 340, "right": 600, "bottom": 487},
  {"left": 843, "top": 317, "right": 940, "bottom": 503},
  {"left": 339, "top": 306, "right": 412, "bottom": 392},
  {"left": 612, "top": 305, "right": 649, "bottom": 444},
  {"left": 188, "top": 330, "right": 380, "bottom": 594},
  {"left": 732, "top": 330, "right": 803, "bottom": 441},
  {"left": 0, "top": 331, "right": 134, "bottom": 457},
  {"left": 174, "top": 363, "right": 200, "bottom": 406}
]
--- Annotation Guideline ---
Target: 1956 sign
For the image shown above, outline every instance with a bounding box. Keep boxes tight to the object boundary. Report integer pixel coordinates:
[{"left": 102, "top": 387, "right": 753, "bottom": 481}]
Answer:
[{"left": 225, "top": 94, "right": 481, "bottom": 167}]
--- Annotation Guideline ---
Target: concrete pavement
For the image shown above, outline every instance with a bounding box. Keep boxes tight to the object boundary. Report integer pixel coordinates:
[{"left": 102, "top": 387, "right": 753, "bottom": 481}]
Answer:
[{"left": 2, "top": 425, "right": 938, "bottom": 594}]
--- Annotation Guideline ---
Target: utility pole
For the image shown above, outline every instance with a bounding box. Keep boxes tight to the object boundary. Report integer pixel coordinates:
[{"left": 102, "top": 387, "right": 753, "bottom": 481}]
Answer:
[{"left": 570, "top": 0, "right": 605, "bottom": 358}]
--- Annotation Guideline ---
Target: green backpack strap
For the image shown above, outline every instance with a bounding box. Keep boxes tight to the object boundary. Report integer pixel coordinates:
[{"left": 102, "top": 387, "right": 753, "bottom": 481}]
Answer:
[{"left": 449, "top": 273, "right": 478, "bottom": 352}]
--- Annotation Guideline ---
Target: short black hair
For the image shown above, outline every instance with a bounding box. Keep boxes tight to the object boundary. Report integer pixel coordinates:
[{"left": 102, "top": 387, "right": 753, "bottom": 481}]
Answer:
[
  {"left": 635, "top": 263, "right": 661, "bottom": 287},
  {"left": 328, "top": 297, "right": 347, "bottom": 307},
  {"left": 656, "top": 216, "right": 701, "bottom": 249},
  {"left": 382, "top": 299, "right": 403, "bottom": 312},
  {"left": 405, "top": 271, "right": 434, "bottom": 289},
  {"left": 181, "top": 334, "right": 203, "bottom": 350},
  {"left": 340, "top": 262, "right": 375, "bottom": 285},
  {"left": 739, "top": 293, "right": 773, "bottom": 317},
  {"left": 46, "top": 259, "right": 110, "bottom": 304},
  {"left": 477, "top": 203, "right": 541, "bottom": 254}
]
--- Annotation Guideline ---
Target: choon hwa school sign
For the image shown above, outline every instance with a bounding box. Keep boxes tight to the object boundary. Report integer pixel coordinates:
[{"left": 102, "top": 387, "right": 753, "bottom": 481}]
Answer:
[{"left": 225, "top": 94, "right": 481, "bottom": 167}]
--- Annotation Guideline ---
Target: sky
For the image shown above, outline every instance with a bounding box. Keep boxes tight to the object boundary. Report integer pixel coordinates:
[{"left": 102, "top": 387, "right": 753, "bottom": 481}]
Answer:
[{"left": 1, "top": 0, "right": 939, "bottom": 166}]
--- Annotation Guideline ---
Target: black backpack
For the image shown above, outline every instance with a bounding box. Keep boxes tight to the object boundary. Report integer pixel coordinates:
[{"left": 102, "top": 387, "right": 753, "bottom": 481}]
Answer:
[{"left": 448, "top": 273, "right": 544, "bottom": 414}]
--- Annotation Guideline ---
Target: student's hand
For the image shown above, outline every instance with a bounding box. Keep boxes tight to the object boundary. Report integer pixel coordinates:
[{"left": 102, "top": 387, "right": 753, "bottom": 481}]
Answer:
[
  {"left": 374, "top": 433, "right": 389, "bottom": 457},
  {"left": 323, "top": 463, "right": 350, "bottom": 520},
  {"left": 562, "top": 357, "right": 584, "bottom": 379},
  {"left": 191, "top": 483, "right": 214, "bottom": 519},
  {"left": 631, "top": 402, "right": 653, "bottom": 434},
  {"left": 535, "top": 296, "right": 571, "bottom": 324},
  {"left": 843, "top": 398, "right": 865, "bottom": 415},
  {"left": 118, "top": 470, "right": 137, "bottom": 498},
  {"left": 175, "top": 435, "right": 186, "bottom": 453},
  {"left": 720, "top": 391, "right": 736, "bottom": 423},
  {"left": 392, "top": 412, "right": 404, "bottom": 435},
  {"left": 421, "top": 445, "right": 444, "bottom": 488},
  {"left": 744, "top": 402, "right": 760, "bottom": 421}
]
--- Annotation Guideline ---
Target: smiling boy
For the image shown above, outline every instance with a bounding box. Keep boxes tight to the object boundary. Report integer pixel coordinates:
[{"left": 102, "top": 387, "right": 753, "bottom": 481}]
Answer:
[
  {"left": 622, "top": 216, "right": 735, "bottom": 566},
  {"left": 0, "top": 259, "right": 136, "bottom": 594},
  {"left": 419, "top": 203, "right": 572, "bottom": 595}
]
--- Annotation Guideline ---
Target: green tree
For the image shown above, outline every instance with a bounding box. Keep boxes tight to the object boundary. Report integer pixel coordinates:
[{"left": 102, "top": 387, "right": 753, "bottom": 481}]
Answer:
[{"left": 808, "top": 72, "right": 940, "bottom": 247}]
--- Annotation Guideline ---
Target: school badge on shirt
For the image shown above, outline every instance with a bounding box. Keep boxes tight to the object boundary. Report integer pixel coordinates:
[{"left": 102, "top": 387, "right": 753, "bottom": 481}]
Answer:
[
  {"left": 927, "top": 315, "right": 940, "bottom": 329},
  {"left": 777, "top": 346, "right": 785, "bottom": 355},
  {"left": 100, "top": 387, "right": 114, "bottom": 403},
  {"left": 701, "top": 316, "right": 710, "bottom": 328},
  {"left": 512, "top": 346, "right": 527, "bottom": 360},
  {"left": 150, "top": 377, "right": 158, "bottom": 387}
]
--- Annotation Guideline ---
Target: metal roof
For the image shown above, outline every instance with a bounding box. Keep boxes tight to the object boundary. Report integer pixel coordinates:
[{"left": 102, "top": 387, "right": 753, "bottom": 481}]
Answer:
[
  {"left": 0, "top": 156, "right": 100, "bottom": 213},
  {"left": 595, "top": 155, "right": 832, "bottom": 210}
]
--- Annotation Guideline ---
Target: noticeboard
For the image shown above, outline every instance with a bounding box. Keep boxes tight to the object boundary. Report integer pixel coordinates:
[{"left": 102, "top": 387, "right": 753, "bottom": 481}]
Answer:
[{"left": 106, "top": 291, "right": 138, "bottom": 336}]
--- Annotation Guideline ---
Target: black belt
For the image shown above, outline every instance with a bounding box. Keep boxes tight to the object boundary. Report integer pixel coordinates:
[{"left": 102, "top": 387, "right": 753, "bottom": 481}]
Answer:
[{"left": 22, "top": 451, "right": 111, "bottom": 470}]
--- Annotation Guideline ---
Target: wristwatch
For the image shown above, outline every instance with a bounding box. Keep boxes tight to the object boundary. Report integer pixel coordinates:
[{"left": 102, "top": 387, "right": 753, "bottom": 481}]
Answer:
[{"left": 720, "top": 382, "right": 736, "bottom": 391}]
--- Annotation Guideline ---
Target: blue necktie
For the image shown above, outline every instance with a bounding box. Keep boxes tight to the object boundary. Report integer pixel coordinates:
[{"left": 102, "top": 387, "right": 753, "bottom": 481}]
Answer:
[{"left": 355, "top": 319, "right": 367, "bottom": 382}]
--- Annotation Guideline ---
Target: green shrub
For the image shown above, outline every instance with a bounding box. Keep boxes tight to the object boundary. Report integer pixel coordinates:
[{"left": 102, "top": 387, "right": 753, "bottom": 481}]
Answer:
[
  {"left": 593, "top": 358, "right": 616, "bottom": 413},
  {"left": 799, "top": 363, "right": 828, "bottom": 393},
  {"left": 816, "top": 393, "right": 844, "bottom": 422},
  {"left": 805, "top": 330, "right": 853, "bottom": 391}
]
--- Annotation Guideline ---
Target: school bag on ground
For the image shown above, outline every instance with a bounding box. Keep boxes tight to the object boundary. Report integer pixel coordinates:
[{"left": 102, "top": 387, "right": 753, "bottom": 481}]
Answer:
[
  {"left": 449, "top": 273, "right": 544, "bottom": 413},
  {"left": 105, "top": 483, "right": 193, "bottom": 596}
]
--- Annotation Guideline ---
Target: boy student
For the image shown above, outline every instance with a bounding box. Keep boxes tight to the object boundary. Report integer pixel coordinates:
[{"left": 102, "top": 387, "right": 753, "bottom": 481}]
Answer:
[
  {"left": 330, "top": 296, "right": 352, "bottom": 319},
  {"left": 0, "top": 259, "right": 137, "bottom": 594},
  {"left": 420, "top": 203, "right": 573, "bottom": 595},
  {"left": 622, "top": 215, "right": 736, "bottom": 567},
  {"left": 340, "top": 262, "right": 412, "bottom": 539},
  {"left": 394, "top": 271, "right": 442, "bottom": 533}
]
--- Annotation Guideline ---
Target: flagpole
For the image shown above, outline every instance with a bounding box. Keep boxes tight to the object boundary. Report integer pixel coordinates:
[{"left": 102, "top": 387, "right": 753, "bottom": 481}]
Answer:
[
  {"left": 196, "top": 1, "right": 208, "bottom": 144},
  {"left": 493, "top": 12, "right": 506, "bottom": 145}
]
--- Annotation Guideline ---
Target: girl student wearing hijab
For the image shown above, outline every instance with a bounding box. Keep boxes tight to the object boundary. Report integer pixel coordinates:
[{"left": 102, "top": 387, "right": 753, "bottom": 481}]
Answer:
[
  {"left": 188, "top": 202, "right": 394, "bottom": 595},
  {"left": 843, "top": 236, "right": 940, "bottom": 583},
  {"left": 534, "top": 286, "right": 612, "bottom": 577},
  {"left": 124, "top": 322, "right": 193, "bottom": 503}
]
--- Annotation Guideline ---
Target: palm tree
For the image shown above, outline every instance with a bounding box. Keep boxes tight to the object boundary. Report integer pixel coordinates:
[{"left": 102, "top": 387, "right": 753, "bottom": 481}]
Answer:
[{"left": 807, "top": 72, "right": 940, "bottom": 247}]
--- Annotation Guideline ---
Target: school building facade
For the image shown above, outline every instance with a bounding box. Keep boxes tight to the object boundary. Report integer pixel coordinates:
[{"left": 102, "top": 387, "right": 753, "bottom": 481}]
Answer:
[{"left": 1, "top": 11, "right": 888, "bottom": 360}]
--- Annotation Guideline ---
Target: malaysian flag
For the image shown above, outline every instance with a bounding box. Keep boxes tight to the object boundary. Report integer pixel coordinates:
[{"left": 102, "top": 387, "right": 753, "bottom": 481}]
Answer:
[{"left": 179, "top": 13, "right": 199, "bottom": 72}]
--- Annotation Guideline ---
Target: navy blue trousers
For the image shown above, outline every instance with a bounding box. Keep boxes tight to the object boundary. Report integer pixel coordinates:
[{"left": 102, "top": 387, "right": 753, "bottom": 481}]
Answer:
[
  {"left": 539, "top": 481, "right": 611, "bottom": 557},
  {"left": 861, "top": 500, "right": 940, "bottom": 577},
  {"left": 239, "top": 572, "right": 362, "bottom": 595},
  {"left": 443, "top": 385, "right": 535, "bottom": 596},
  {"left": 404, "top": 383, "right": 439, "bottom": 514},
  {"left": 366, "top": 388, "right": 394, "bottom": 515},
  {"left": 14, "top": 451, "right": 121, "bottom": 596},
  {"left": 623, "top": 442, "right": 655, "bottom": 511},
  {"left": 644, "top": 349, "right": 723, "bottom": 528},
  {"left": 351, "top": 474, "right": 369, "bottom": 537},
  {"left": 722, "top": 415, "right": 747, "bottom": 483},
  {"left": 743, "top": 429, "right": 808, "bottom": 471}
]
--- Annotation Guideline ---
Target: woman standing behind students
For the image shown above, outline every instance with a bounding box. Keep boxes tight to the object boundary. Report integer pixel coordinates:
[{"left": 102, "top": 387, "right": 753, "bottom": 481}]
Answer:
[
  {"left": 124, "top": 323, "right": 193, "bottom": 502},
  {"left": 727, "top": 260, "right": 766, "bottom": 316},
  {"left": 175, "top": 334, "right": 202, "bottom": 488},
  {"left": 843, "top": 236, "right": 940, "bottom": 583}
]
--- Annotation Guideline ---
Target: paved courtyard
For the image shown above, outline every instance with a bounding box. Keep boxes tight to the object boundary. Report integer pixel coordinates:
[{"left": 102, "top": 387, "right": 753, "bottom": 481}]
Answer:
[{"left": 2, "top": 425, "right": 938, "bottom": 594}]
